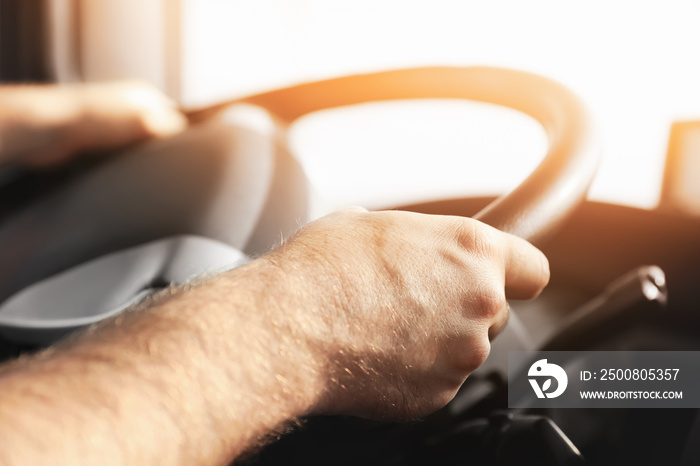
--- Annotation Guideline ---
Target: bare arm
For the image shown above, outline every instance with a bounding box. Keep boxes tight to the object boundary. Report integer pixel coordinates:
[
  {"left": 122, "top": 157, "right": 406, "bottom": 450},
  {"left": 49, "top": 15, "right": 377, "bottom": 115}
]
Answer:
[
  {"left": 0, "top": 208, "right": 549, "bottom": 465},
  {"left": 0, "top": 81, "right": 186, "bottom": 167}
]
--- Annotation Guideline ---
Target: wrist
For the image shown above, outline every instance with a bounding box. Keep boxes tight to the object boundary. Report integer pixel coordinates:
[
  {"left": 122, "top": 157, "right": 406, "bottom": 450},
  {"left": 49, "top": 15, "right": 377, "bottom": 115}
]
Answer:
[
  {"left": 254, "top": 250, "right": 354, "bottom": 416},
  {"left": 243, "top": 257, "right": 333, "bottom": 412},
  {"left": 192, "top": 257, "right": 332, "bottom": 430}
]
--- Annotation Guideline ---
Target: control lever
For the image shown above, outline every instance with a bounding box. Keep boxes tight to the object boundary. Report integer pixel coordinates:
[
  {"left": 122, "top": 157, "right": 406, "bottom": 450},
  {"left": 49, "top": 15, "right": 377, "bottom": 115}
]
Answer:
[{"left": 541, "top": 265, "right": 667, "bottom": 351}]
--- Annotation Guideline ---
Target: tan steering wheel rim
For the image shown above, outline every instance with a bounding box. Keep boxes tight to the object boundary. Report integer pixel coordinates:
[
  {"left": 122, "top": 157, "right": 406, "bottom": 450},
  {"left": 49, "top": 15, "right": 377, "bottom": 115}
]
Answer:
[{"left": 193, "top": 67, "right": 600, "bottom": 245}]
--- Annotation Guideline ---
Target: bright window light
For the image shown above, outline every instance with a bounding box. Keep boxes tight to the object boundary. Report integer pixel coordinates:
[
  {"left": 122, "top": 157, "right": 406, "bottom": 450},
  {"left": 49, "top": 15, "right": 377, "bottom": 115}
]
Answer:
[{"left": 176, "top": 0, "right": 700, "bottom": 210}]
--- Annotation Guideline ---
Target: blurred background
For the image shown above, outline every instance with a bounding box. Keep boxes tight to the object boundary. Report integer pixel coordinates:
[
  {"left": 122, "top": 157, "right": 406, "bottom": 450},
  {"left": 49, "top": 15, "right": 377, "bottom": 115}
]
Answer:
[{"left": 2, "top": 0, "right": 700, "bottom": 214}]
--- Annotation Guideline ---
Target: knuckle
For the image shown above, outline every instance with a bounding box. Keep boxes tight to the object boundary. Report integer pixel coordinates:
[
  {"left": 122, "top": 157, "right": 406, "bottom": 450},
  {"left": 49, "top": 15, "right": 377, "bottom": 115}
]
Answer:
[
  {"left": 451, "top": 218, "right": 501, "bottom": 259},
  {"left": 474, "top": 228, "right": 501, "bottom": 259},
  {"left": 455, "top": 337, "right": 491, "bottom": 373},
  {"left": 448, "top": 217, "right": 476, "bottom": 246},
  {"left": 427, "top": 390, "right": 459, "bottom": 414},
  {"left": 471, "top": 337, "right": 492, "bottom": 370},
  {"left": 474, "top": 286, "right": 507, "bottom": 320}
]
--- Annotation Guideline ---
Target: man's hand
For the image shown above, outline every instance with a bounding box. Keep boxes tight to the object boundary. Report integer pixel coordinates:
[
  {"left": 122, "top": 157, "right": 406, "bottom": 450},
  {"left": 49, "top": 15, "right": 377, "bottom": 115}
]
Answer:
[
  {"left": 0, "top": 208, "right": 548, "bottom": 465},
  {"left": 0, "top": 81, "right": 186, "bottom": 167},
  {"left": 265, "top": 207, "right": 549, "bottom": 419}
]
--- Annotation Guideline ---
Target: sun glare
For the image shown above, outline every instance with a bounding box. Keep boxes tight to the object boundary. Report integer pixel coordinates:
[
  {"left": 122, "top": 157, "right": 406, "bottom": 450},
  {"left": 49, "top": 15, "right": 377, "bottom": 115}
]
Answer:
[{"left": 172, "top": 1, "right": 700, "bottom": 211}]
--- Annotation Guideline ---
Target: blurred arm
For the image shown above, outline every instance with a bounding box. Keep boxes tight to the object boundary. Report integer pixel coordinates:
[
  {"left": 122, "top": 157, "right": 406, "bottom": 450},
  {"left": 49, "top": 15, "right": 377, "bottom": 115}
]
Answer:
[{"left": 0, "top": 81, "right": 186, "bottom": 167}]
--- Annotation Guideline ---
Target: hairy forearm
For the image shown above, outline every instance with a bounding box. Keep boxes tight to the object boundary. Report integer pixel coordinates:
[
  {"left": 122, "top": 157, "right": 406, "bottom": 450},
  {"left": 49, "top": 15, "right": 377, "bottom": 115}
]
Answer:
[
  {"left": 0, "top": 209, "right": 549, "bottom": 465},
  {"left": 0, "top": 258, "right": 326, "bottom": 465}
]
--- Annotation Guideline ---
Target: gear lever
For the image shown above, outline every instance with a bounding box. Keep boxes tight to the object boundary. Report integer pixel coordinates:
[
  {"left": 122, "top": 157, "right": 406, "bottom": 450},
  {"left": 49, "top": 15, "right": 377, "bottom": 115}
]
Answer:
[{"left": 541, "top": 265, "right": 667, "bottom": 351}]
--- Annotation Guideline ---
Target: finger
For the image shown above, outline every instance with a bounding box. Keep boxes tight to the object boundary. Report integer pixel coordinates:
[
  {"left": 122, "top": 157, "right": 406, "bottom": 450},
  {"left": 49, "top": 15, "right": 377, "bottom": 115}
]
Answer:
[
  {"left": 500, "top": 233, "right": 550, "bottom": 300},
  {"left": 488, "top": 301, "right": 510, "bottom": 340}
]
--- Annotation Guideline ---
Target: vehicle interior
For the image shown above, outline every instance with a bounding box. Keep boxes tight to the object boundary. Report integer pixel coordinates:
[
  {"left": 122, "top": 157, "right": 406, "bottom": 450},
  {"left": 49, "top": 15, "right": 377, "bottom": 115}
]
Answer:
[{"left": 1, "top": 1, "right": 700, "bottom": 465}]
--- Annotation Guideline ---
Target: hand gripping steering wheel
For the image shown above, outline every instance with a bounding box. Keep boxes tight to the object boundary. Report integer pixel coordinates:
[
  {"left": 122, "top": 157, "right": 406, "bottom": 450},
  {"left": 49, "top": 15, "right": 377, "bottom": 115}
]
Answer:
[{"left": 0, "top": 67, "right": 600, "bottom": 345}]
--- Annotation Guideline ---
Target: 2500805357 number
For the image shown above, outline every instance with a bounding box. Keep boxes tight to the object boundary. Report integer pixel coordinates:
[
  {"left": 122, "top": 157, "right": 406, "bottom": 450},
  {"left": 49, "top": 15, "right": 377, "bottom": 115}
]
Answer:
[{"left": 600, "top": 369, "right": 679, "bottom": 381}]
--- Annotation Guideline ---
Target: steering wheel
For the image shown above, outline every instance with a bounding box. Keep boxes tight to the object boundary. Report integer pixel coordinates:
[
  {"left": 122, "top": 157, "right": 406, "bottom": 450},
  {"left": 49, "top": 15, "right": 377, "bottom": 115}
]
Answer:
[
  {"left": 0, "top": 67, "right": 599, "bottom": 345},
  {"left": 232, "top": 66, "right": 600, "bottom": 244}
]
